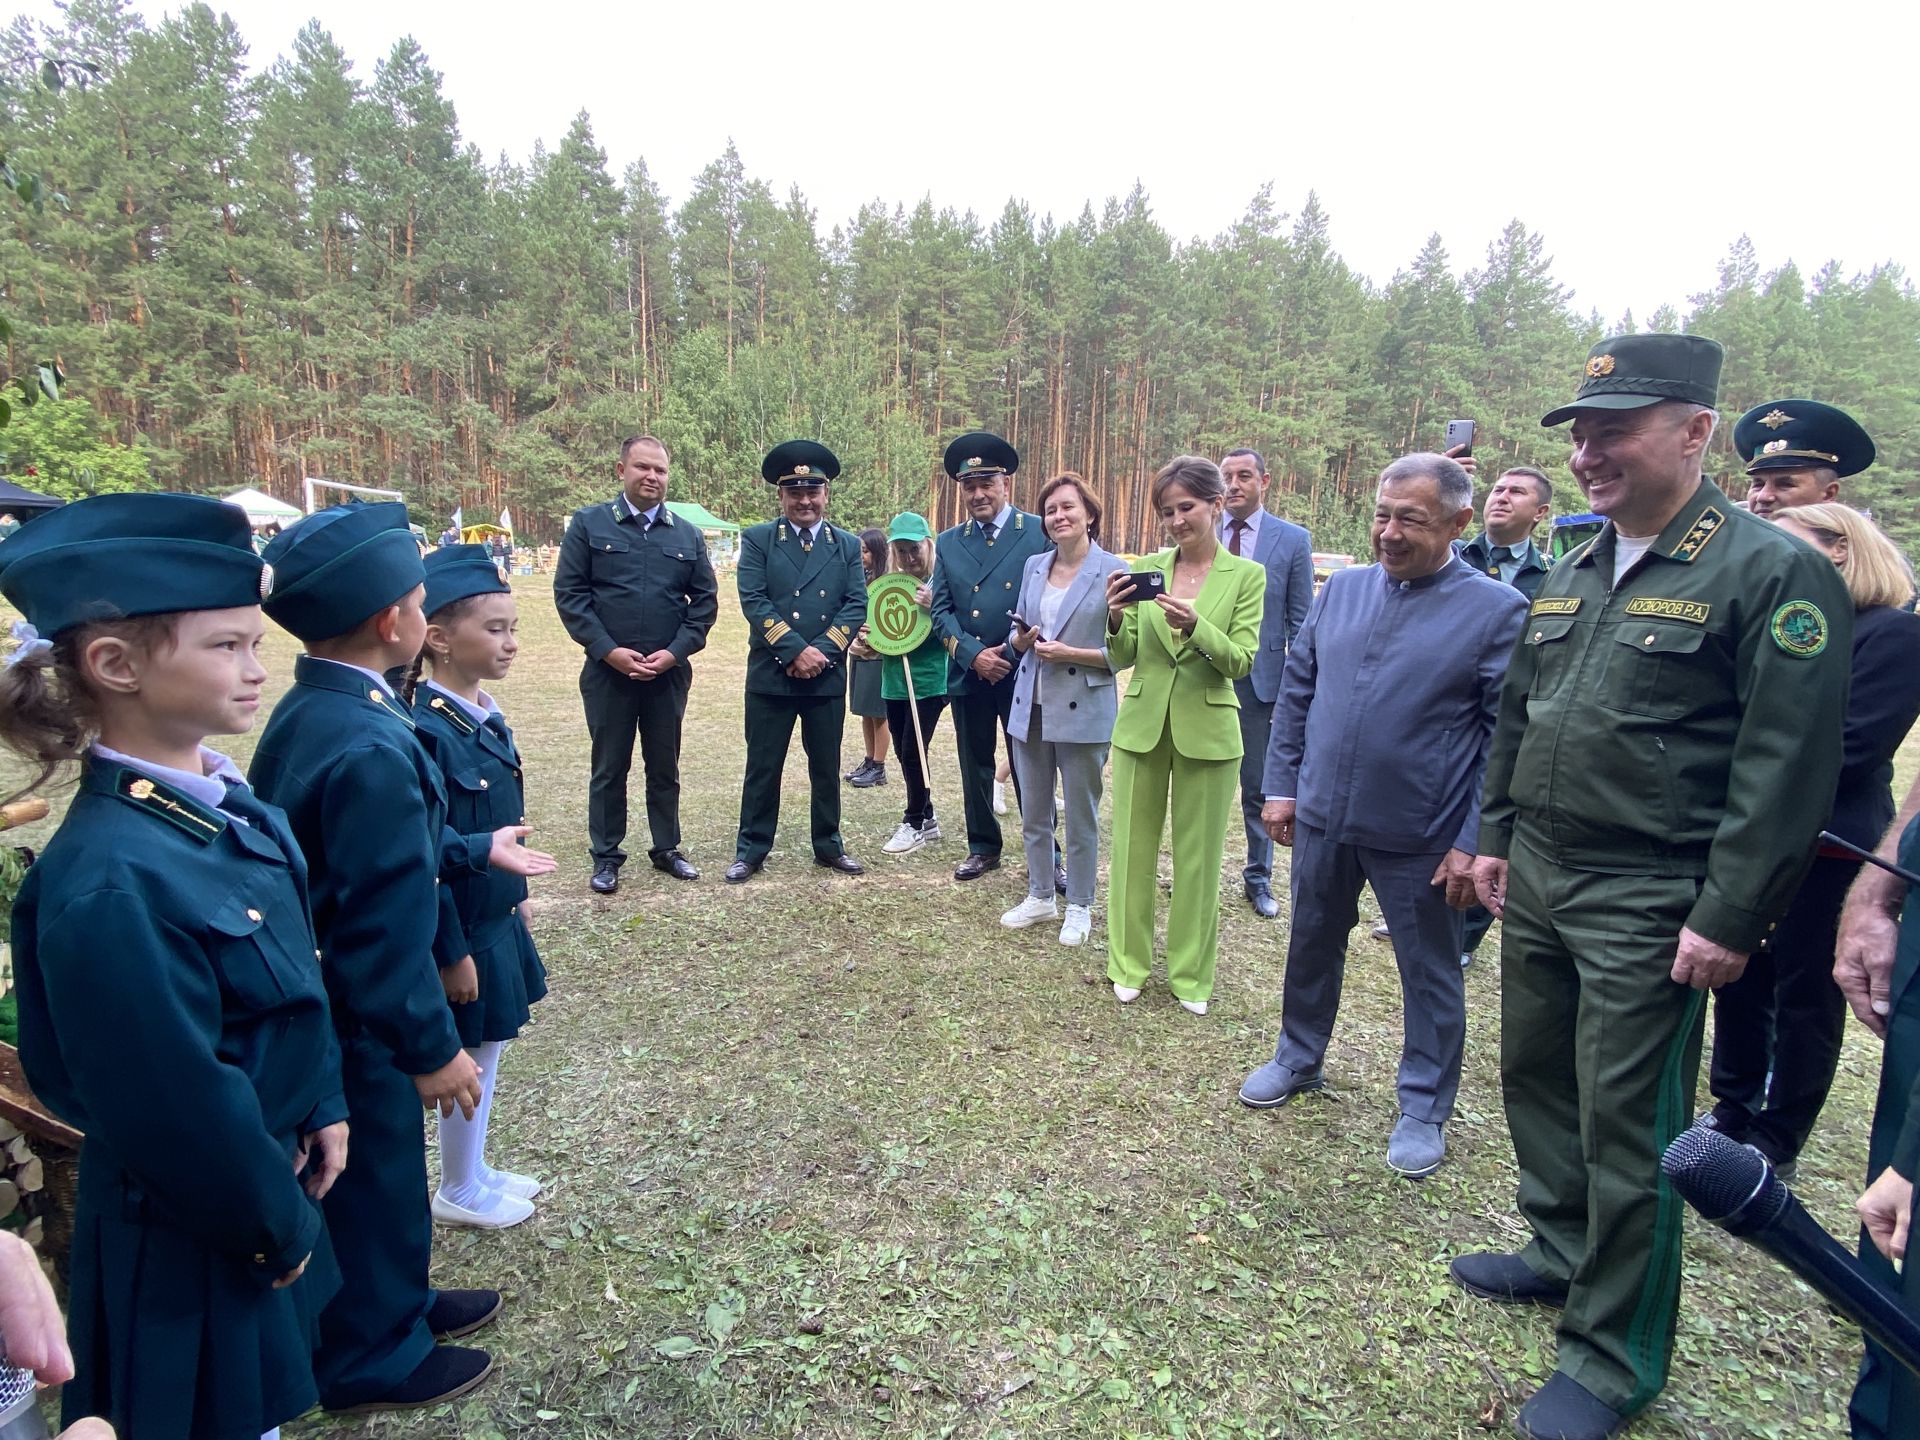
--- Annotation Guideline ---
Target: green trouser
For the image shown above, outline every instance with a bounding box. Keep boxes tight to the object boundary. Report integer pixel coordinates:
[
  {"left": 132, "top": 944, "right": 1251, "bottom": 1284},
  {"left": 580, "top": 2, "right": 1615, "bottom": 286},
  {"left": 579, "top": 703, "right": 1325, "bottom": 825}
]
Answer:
[{"left": 1501, "top": 841, "right": 1709, "bottom": 1416}]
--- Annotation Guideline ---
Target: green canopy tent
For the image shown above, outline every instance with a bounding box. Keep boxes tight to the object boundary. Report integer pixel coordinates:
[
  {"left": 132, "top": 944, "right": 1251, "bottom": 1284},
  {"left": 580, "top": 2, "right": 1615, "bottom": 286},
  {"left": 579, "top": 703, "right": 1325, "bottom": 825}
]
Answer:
[{"left": 667, "top": 500, "right": 741, "bottom": 561}]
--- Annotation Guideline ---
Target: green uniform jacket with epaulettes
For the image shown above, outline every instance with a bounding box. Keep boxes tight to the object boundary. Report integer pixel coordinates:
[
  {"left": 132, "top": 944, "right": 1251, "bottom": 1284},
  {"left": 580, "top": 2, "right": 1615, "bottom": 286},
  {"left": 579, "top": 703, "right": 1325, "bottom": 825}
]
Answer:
[
  {"left": 928, "top": 509, "right": 1051, "bottom": 695},
  {"left": 1479, "top": 478, "right": 1853, "bottom": 953},
  {"left": 736, "top": 518, "right": 867, "bottom": 697},
  {"left": 553, "top": 495, "right": 719, "bottom": 664},
  {"left": 13, "top": 760, "right": 345, "bottom": 1437}
]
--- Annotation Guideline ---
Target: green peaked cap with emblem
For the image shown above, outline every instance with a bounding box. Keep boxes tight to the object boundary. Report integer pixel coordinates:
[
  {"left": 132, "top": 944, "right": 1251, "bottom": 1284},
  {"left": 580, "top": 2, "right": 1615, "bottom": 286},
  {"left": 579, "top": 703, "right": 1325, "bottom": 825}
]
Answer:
[
  {"left": 1542, "top": 334, "right": 1724, "bottom": 427},
  {"left": 1732, "top": 399, "right": 1875, "bottom": 478},
  {"left": 943, "top": 431, "right": 1018, "bottom": 481},
  {"left": 0, "top": 491, "right": 268, "bottom": 636},
  {"left": 762, "top": 440, "right": 841, "bottom": 487}
]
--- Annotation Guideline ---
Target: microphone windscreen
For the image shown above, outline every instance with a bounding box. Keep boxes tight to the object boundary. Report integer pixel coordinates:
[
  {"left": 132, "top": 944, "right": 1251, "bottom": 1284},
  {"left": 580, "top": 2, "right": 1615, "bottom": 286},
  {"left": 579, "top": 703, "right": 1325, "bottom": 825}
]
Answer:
[{"left": 1662, "top": 1125, "right": 1769, "bottom": 1221}]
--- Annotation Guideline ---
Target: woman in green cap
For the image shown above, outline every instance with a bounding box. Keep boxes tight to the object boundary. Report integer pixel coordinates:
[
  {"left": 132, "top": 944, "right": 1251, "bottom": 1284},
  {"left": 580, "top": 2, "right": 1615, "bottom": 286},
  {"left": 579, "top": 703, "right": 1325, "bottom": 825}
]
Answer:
[{"left": 851, "top": 512, "right": 948, "bottom": 854}]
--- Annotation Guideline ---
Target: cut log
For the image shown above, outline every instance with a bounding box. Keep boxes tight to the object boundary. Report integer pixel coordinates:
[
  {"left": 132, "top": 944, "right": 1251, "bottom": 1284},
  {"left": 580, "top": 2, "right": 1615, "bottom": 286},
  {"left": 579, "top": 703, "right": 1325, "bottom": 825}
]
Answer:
[
  {"left": 14, "top": 1157, "right": 41, "bottom": 1193},
  {"left": 0, "top": 1179, "right": 17, "bottom": 1218}
]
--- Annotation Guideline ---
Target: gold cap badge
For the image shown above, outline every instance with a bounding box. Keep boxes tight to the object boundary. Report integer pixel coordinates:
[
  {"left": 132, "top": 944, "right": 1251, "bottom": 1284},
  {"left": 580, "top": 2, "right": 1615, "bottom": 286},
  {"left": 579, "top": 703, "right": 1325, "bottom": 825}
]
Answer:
[
  {"left": 259, "top": 562, "right": 275, "bottom": 600},
  {"left": 1585, "top": 354, "right": 1616, "bottom": 378},
  {"left": 1758, "top": 408, "right": 1793, "bottom": 430},
  {"left": 966, "top": 457, "right": 983, "bottom": 469},
  {"left": 1761, "top": 438, "right": 1789, "bottom": 455},
  {"left": 794, "top": 463, "right": 811, "bottom": 476}
]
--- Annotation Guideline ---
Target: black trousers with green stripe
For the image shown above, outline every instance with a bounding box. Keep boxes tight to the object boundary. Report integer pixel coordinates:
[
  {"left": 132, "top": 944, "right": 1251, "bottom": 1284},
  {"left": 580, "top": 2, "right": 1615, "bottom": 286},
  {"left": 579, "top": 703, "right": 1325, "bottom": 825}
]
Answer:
[{"left": 1500, "top": 842, "right": 1708, "bottom": 1416}]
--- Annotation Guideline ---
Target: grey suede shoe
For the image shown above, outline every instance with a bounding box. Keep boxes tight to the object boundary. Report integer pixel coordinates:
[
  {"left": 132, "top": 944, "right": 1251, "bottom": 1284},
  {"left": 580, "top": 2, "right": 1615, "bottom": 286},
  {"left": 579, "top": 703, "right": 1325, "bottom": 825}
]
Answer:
[
  {"left": 1387, "top": 1113, "right": 1446, "bottom": 1178},
  {"left": 1237, "top": 1060, "right": 1325, "bottom": 1109}
]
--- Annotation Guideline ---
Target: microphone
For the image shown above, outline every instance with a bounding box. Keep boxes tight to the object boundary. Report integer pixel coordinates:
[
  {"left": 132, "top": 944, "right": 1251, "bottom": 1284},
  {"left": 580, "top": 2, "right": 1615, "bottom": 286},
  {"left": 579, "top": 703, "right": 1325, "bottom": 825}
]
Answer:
[{"left": 1662, "top": 1125, "right": 1920, "bottom": 1377}]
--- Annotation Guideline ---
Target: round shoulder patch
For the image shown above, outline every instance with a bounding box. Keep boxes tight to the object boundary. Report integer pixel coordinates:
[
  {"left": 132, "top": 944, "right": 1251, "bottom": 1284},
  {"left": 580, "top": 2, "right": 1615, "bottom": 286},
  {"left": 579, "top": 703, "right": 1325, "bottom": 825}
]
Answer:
[{"left": 1770, "top": 600, "right": 1828, "bottom": 657}]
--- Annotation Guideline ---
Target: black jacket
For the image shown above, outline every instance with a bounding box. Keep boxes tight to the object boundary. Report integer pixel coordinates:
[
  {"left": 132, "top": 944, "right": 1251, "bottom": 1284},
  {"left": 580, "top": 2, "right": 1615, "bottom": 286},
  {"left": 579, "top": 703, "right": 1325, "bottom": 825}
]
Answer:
[
  {"left": 1829, "top": 603, "right": 1920, "bottom": 848},
  {"left": 554, "top": 496, "right": 719, "bottom": 664}
]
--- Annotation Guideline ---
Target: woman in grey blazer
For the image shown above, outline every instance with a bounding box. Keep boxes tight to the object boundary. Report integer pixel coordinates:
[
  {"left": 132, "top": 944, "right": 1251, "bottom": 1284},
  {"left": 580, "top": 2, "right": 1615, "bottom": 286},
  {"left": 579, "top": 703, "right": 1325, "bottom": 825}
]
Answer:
[{"left": 1003, "top": 473, "right": 1129, "bottom": 946}]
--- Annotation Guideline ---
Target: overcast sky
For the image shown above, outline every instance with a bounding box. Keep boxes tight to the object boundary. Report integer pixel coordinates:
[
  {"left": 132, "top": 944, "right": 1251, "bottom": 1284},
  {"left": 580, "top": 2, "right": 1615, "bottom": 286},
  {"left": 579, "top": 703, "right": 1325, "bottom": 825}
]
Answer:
[{"left": 40, "top": 0, "right": 1919, "bottom": 324}]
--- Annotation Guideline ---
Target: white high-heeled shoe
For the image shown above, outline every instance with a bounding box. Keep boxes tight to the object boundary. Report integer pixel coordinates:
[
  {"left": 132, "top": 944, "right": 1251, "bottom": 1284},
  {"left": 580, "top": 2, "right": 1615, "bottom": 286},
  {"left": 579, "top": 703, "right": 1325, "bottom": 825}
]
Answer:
[
  {"left": 1113, "top": 983, "right": 1140, "bottom": 1003},
  {"left": 1180, "top": 999, "right": 1209, "bottom": 1016}
]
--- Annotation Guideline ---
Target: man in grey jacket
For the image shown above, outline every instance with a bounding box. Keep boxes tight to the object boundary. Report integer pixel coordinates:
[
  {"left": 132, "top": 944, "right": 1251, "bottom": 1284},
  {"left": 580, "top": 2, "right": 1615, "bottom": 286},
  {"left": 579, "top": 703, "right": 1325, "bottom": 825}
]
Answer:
[
  {"left": 1238, "top": 452, "right": 1527, "bottom": 1177},
  {"left": 1219, "top": 449, "right": 1314, "bottom": 919}
]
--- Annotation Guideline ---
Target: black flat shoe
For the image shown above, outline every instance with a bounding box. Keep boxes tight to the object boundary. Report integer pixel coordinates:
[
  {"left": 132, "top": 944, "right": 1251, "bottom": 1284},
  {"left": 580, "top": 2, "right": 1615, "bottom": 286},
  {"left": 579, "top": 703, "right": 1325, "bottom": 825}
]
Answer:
[
  {"left": 327, "top": 1344, "right": 494, "bottom": 1414},
  {"left": 816, "top": 853, "right": 865, "bottom": 875},
  {"left": 1513, "top": 1372, "right": 1624, "bottom": 1440},
  {"left": 427, "top": 1288, "right": 502, "bottom": 1340},
  {"left": 1448, "top": 1251, "right": 1569, "bottom": 1308},
  {"left": 589, "top": 861, "right": 620, "bottom": 894},
  {"left": 954, "top": 853, "right": 1000, "bottom": 882},
  {"left": 652, "top": 851, "right": 699, "bottom": 881},
  {"left": 724, "top": 859, "right": 762, "bottom": 884}
]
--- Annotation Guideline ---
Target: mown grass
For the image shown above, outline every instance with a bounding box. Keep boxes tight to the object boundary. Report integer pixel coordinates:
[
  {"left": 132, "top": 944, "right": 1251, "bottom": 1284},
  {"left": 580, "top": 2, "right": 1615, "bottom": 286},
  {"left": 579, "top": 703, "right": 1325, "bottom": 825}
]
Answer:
[{"left": 2, "top": 573, "right": 1886, "bottom": 1439}]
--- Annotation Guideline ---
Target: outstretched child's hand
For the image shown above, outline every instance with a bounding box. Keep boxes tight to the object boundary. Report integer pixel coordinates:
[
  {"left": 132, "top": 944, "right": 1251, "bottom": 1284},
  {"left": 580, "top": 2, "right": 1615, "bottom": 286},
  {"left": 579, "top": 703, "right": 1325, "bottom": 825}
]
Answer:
[
  {"left": 489, "top": 825, "right": 558, "bottom": 876},
  {"left": 414, "top": 1050, "right": 482, "bottom": 1119},
  {"left": 441, "top": 956, "right": 479, "bottom": 1004}
]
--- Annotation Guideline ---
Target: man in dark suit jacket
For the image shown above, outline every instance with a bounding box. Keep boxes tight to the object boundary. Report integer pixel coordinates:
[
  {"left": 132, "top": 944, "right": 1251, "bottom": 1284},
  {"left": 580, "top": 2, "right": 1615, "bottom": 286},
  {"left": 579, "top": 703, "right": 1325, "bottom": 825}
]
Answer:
[
  {"left": 1456, "top": 466, "right": 1553, "bottom": 600},
  {"left": 928, "top": 431, "right": 1053, "bottom": 883},
  {"left": 1220, "top": 449, "right": 1314, "bottom": 919},
  {"left": 726, "top": 440, "right": 868, "bottom": 883},
  {"left": 555, "top": 435, "right": 719, "bottom": 893}
]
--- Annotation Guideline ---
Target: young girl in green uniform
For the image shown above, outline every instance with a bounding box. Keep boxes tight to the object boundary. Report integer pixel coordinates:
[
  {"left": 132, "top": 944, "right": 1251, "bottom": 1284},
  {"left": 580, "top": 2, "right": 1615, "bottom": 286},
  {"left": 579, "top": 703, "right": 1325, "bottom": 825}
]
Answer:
[
  {"left": 406, "top": 546, "right": 550, "bottom": 1229},
  {"left": 0, "top": 493, "right": 348, "bottom": 1440}
]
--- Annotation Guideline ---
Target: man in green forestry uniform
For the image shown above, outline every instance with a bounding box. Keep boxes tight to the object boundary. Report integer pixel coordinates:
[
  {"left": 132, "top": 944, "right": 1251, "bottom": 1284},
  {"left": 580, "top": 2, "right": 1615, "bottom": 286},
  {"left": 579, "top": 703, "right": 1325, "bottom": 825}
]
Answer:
[
  {"left": 1733, "top": 397, "right": 1876, "bottom": 518},
  {"left": 726, "top": 440, "right": 868, "bottom": 883},
  {"left": 1451, "top": 335, "right": 1853, "bottom": 1440},
  {"left": 555, "top": 434, "right": 719, "bottom": 893},
  {"left": 928, "top": 431, "right": 1056, "bottom": 884}
]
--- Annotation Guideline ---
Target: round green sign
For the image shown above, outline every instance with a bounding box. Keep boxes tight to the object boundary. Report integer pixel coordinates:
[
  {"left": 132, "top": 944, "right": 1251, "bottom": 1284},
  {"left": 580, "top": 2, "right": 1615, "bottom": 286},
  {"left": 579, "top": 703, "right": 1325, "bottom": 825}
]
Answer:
[{"left": 864, "top": 572, "right": 932, "bottom": 657}]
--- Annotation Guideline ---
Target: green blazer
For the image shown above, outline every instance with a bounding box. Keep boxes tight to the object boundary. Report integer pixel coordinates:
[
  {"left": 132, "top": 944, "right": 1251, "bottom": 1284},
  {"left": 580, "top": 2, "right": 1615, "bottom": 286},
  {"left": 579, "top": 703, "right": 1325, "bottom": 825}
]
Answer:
[{"left": 1108, "top": 548, "right": 1265, "bottom": 761}]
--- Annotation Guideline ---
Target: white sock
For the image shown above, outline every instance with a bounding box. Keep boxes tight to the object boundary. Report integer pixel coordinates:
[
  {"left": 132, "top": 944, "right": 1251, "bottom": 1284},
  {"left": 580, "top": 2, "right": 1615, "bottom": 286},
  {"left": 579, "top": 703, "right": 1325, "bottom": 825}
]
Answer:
[{"left": 438, "top": 1040, "right": 503, "bottom": 1208}]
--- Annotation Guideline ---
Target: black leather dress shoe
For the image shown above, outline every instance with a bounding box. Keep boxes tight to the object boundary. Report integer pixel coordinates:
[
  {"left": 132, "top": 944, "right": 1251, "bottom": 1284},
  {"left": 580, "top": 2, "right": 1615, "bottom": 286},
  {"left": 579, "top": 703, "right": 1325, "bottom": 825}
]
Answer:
[
  {"left": 427, "top": 1287, "right": 502, "bottom": 1340},
  {"left": 589, "top": 862, "right": 620, "bottom": 895},
  {"left": 816, "top": 853, "right": 865, "bottom": 875},
  {"left": 1247, "top": 887, "right": 1280, "bottom": 919},
  {"left": 724, "top": 859, "right": 761, "bottom": 884},
  {"left": 652, "top": 851, "right": 699, "bottom": 881},
  {"left": 954, "top": 853, "right": 1001, "bottom": 882}
]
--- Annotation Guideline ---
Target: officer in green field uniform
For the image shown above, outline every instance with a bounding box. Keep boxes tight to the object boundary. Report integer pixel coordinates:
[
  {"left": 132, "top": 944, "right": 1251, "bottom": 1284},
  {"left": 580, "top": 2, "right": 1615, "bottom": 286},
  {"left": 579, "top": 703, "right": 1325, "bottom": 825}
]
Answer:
[
  {"left": 726, "top": 441, "right": 869, "bottom": 882},
  {"left": 1451, "top": 335, "right": 1853, "bottom": 1440},
  {"left": 927, "top": 432, "right": 1054, "bottom": 882}
]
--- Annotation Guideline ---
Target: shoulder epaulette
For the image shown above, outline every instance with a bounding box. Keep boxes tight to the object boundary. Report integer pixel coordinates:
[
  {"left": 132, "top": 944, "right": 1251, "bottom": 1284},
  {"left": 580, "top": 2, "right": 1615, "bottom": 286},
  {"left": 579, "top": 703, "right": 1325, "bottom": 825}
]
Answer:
[{"left": 108, "top": 767, "right": 226, "bottom": 844}]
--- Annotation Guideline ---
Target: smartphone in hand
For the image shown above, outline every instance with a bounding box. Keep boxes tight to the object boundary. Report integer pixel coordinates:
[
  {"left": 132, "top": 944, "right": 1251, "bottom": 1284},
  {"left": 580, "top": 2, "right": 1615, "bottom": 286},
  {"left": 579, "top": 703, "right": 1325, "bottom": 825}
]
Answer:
[
  {"left": 1444, "top": 418, "right": 1476, "bottom": 456},
  {"left": 1123, "top": 570, "right": 1167, "bottom": 604}
]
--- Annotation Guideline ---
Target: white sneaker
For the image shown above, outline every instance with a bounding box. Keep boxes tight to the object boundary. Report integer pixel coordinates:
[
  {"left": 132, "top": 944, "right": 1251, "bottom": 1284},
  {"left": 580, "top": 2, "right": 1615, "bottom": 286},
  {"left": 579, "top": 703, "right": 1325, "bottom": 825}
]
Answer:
[
  {"left": 992, "top": 780, "right": 1007, "bottom": 815},
  {"left": 1113, "top": 983, "right": 1140, "bottom": 1003},
  {"left": 883, "top": 821, "right": 926, "bottom": 854},
  {"left": 1180, "top": 999, "right": 1209, "bottom": 1016},
  {"left": 432, "top": 1187, "right": 535, "bottom": 1229},
  {"left": 918, "top": 817, "right": 942, "bottom": 842},
  {"left": 1001, "top": 895, "right": 1058, "bottom": 929},
  {"left": 1059, "top": 905, "right": 1091, "bottom": 946}
]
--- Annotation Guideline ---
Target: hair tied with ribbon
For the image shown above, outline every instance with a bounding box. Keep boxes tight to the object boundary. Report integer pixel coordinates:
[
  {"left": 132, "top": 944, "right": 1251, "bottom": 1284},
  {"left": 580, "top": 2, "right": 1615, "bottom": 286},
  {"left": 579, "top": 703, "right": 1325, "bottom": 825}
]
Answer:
[{"left": 3, "top": 620, "right": 53, "bottom": 669}]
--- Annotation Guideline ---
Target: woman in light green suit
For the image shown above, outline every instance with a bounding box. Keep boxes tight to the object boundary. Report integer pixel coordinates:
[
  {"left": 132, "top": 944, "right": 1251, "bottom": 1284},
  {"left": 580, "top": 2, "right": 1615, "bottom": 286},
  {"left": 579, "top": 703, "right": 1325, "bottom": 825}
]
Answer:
[{"left": 1104, "top": 456, "right": 1265, "bottom": 1013}]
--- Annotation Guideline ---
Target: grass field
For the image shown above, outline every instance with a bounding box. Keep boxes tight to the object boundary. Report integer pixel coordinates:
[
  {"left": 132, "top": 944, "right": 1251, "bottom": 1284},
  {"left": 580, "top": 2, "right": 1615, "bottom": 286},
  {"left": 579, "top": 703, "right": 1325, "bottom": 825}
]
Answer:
[{"left": 4, "top": 572, "right": 1891, "bottom": 1439}]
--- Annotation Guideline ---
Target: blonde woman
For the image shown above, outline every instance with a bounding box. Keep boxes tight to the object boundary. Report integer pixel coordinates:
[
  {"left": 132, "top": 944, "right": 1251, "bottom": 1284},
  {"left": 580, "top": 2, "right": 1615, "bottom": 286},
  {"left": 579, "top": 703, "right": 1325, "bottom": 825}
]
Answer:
[{"left": 1707, "top": 503, "right": 1920, "bottom": 1177}]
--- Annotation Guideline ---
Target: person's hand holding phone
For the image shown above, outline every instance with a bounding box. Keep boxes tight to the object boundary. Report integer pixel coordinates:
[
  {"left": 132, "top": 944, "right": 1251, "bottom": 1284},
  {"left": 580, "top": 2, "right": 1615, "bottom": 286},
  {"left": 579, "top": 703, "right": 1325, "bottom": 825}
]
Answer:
[{"left": 1105, "top": 570, "right": 1138, "bottom": 630}]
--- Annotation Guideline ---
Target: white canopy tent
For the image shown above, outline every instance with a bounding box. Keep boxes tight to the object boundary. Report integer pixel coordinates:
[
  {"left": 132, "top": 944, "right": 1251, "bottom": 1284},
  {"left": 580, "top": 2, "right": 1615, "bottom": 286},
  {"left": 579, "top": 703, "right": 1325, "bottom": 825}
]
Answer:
[{"left": 221, "top": 486, "right": 303, "bottom": 527}]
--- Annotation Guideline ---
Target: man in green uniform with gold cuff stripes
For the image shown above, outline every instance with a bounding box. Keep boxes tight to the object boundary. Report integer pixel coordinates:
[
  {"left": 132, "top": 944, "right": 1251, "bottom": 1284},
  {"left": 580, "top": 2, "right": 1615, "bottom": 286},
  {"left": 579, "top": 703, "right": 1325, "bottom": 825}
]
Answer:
[
  {"left": 726, "top": 440, "right": 869, "bottom": 883},
  {"left": 1452, "top": 334, "right": 1853, "bottom": 1440}
]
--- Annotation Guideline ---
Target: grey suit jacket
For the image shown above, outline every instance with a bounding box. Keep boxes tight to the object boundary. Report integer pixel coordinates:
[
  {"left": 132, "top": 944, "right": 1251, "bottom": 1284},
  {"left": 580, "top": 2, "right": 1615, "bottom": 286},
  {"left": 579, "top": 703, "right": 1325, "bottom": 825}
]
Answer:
[
  {"left": 1238, "top": 511, "right": 1314, "bottom": 704},
  {"left": 1007, "top": 543, "right": 1128, "bottom": 745}
]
